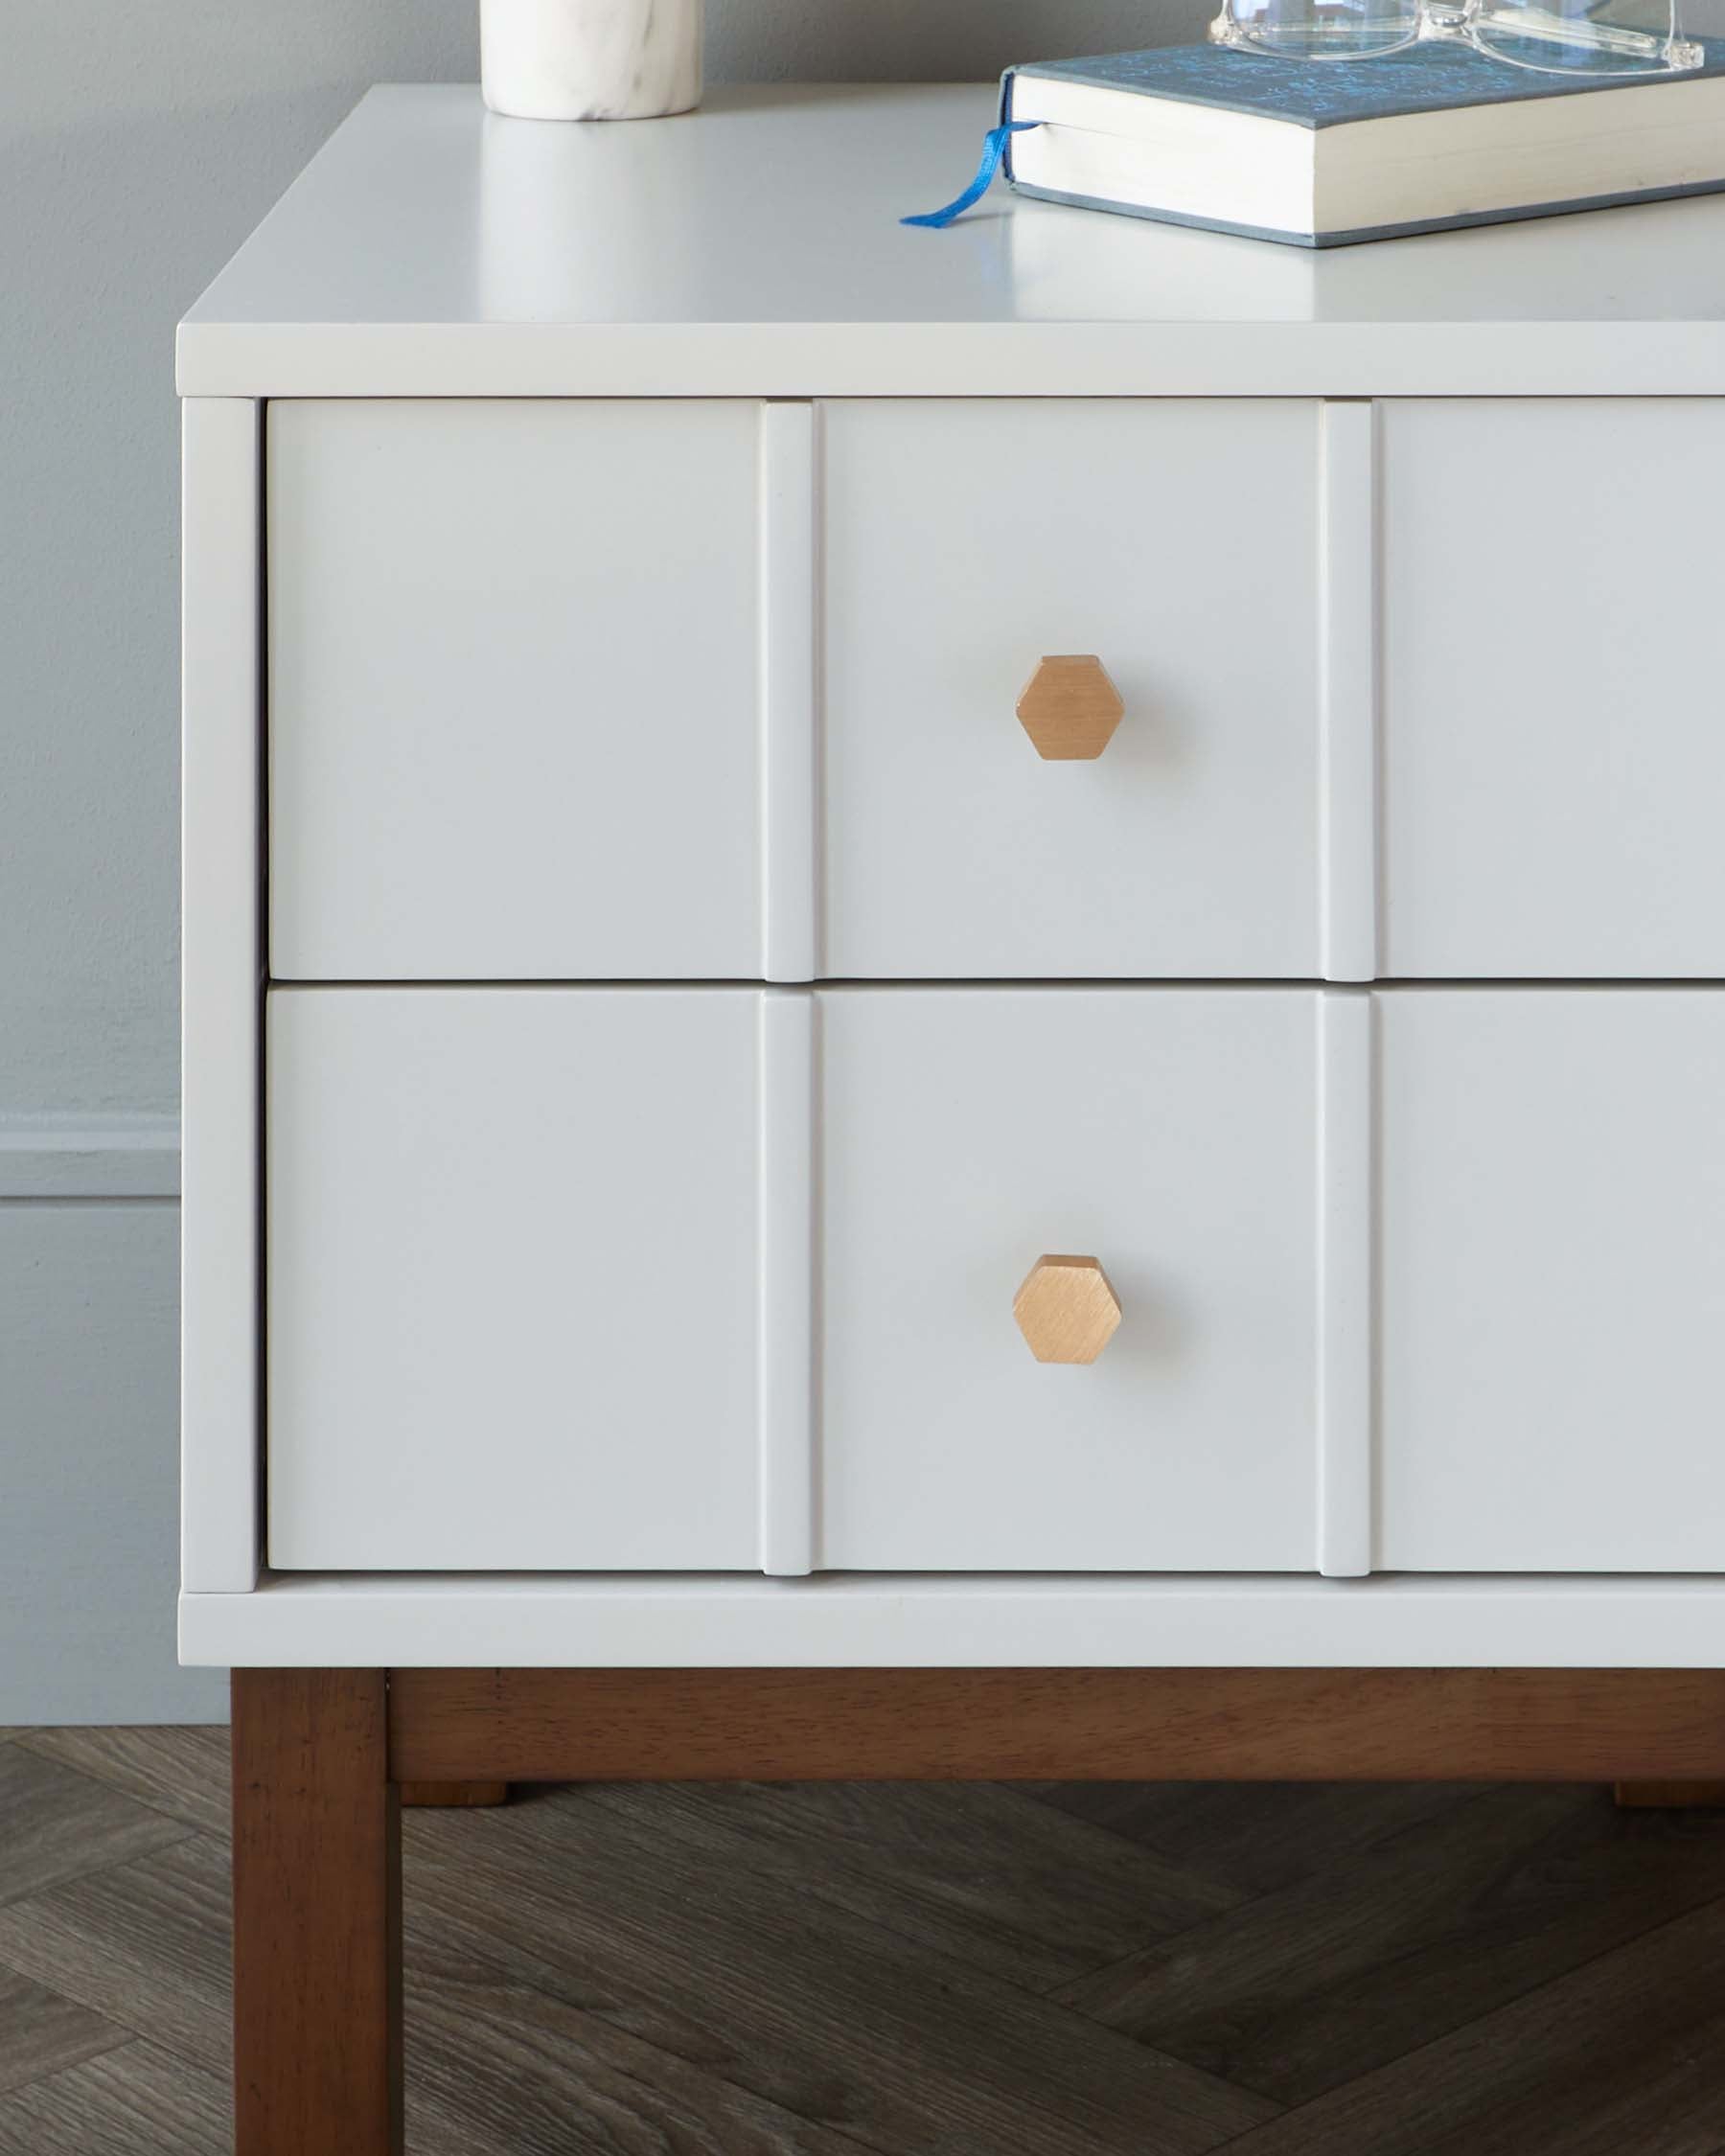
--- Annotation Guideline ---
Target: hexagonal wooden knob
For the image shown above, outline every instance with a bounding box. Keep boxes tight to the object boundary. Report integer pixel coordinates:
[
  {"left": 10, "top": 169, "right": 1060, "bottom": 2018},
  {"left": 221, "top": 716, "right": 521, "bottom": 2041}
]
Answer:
[
  {"left": 1013, "top": 1255, "right": 1122, "bottom": 1365},
  {"left": 1016, "top": 656, "right": 1125, "bottom": 761}
]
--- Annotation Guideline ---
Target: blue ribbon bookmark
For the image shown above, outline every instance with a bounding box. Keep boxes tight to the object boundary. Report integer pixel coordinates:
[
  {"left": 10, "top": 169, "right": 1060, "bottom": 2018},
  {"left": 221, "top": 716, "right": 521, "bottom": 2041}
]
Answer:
[{"left": 902, "top": 120, "right": 1042, "bottom": 229}]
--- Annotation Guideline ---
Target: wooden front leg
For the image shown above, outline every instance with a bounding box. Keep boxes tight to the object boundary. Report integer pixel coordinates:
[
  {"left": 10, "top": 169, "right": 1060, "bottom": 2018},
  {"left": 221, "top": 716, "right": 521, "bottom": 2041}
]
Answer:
[{"left": 232, "top": 1669, "right": 402, "bottom": 2156}]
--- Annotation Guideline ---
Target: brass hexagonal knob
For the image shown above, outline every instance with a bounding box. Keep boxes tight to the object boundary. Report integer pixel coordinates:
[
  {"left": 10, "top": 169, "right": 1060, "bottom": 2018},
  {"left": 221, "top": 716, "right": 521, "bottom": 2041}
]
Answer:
[
  {"left": 1016, "top": 655, "right": 1125, "bottom": 762},
  {"left": 1013, "top": 1254, "right": 1122, "bottom": 1365}
]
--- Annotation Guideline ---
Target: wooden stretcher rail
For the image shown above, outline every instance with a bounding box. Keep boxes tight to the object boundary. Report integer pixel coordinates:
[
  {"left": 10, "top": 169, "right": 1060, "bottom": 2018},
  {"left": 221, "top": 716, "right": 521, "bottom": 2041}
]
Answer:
[{"left": 384, "top": 1665, "right": 1725, "bottom": 1785}]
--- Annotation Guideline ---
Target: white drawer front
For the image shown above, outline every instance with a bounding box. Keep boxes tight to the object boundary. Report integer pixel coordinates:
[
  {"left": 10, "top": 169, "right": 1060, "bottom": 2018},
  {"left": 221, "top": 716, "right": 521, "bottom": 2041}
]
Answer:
[
  {"left": 267, "top": 985, "right": 1325, "bottom": 1574},
  {"left": 1381, "top": 401, "right": 1725, "bottom": 976},
  {"left": 821, "top": 401, "right": 1322, "bottom": 978},
  {"left": 816, "top": 990, "right": 1322, "bottom": 1570},
  {"left": 266, "top": 988, "right": 761, "bottom": 1570},
  {"left": 268, "top": 400, "right": 762, "bottom": 980},
  {"left": 264, "top": 397, "right": 1725, "bottom": 992},
  {"left": 1378, "top": 990, "right": 1725, "bottom": 1571},
  {"left": 271, "top": 984, "right": 1725, "bottom": 1579}
]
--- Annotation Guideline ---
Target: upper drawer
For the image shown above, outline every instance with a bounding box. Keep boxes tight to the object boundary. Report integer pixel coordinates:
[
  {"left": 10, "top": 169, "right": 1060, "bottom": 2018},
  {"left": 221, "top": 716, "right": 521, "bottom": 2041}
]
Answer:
[
  {"left": 281, "top": 398, "right": 1725, "bottom": 983},
  {"left": 821, "top": 400, "right": 1322, "bottom": 978},
  {"left": 267, "top": 399, "right": 763, "bottom": 980},
  {"left": 1381, "top": 400, "right": 1725, "bottom": 976},
  {"left": 269, "top": 397, "right": 1325, "bottom": 984}
]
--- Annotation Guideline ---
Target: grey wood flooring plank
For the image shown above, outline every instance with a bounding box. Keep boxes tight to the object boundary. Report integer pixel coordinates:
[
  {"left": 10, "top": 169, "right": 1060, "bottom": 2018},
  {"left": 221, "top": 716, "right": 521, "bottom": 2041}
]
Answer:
[
  {"left": 0, "top": 2039, "right": 230, "bottom": 2156},
  {"left": 0, "top": 1835, "right": 231, "bottom": 2072},
  {"left": 0, "top": 1968, "right": 129, "bottom": 2098},
  {"left": 1053, "top": 1783, "right": 1725, "bottom": 2107},
  {"left": 1025, "top": 1781, "right": 1493, "bottom": 1899},
  {"left": 404, "top": 1788, "right": 1277, "bottom": 2156},
  {"left": 406, "top": 1959, "right": 908, "bottom": 2156},
  {"left": 8, "top": 1740, "right": 1725, "bottom": 2154},
  {"left": 20, "top": 1729, "right": 230, "bottom": 1840},
  {"left": 10, "top": 1794, "right": 1242, "bottom": 2156},
  {"left": 1210, "top": 1894, "right": 1725, "bottom": 2156},
  {"left": 0, "top": 1744, "right": 188, "bottom": 1909},
  {"left": 576, "top": 1779, "right": 1246, "bottom": 1994},
  {"left": 0, "top": 1810, "right": 936, "bottom": 2156}
]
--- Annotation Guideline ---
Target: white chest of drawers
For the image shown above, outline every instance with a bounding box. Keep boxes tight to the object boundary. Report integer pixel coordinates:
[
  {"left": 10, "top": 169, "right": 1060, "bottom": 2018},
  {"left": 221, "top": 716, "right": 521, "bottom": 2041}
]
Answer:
[
  {"left": 184, "top": 84, "right": 1725, "bottom": 2153},
  {"left": 180, "top": 83, "right": 1725, "bottom": 1669}
]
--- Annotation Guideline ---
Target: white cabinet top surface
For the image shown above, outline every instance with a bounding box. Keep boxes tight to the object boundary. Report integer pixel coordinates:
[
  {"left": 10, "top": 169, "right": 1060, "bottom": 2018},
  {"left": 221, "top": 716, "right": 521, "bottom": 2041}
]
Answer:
[{"left": 178, "top": 82, "right": 1725, "bottom": 398}]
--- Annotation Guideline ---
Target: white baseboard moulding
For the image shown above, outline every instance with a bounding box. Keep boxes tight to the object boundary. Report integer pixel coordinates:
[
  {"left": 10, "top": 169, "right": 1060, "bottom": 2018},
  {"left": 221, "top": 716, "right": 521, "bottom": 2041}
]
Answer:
[
  {"left": 181, "top": 1571, "right": 1725, "bottom": 1670},
  {"left": 0, "top": 1115, "right": 180, "bottom": 1200}
]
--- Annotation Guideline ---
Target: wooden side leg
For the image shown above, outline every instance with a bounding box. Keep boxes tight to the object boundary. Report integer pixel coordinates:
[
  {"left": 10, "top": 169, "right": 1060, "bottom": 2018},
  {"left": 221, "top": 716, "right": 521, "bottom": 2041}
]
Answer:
[
  {"left": 400, "top": 1780, "right": 510, "bottom": 1808},
  {"left": 1615, "top": 1781, "right": 1725, "bottom": 1808},
  {"left": 232, "top": 1669, "right": 402, "bottom": 2156}
]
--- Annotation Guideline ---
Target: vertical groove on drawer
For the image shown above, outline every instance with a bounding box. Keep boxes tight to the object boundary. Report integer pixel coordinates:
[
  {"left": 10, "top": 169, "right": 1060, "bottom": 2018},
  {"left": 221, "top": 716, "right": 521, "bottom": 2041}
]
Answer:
[
  {"left": 759, "top": 401, "right": 819, "bottom": 982},
  {"left": 1319, "top": 401, "right": 1380, "bottom": 984},
  {"left": 1317, "top": 989, "right": 1375, "bottom": 1578},
  {"left": 758, "top": 989, "right": 816, "bottom": 1574}
]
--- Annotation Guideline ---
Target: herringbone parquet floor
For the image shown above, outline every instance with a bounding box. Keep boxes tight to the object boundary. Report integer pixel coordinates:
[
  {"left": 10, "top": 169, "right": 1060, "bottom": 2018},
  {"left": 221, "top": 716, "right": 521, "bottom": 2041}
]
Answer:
[{"left": 2, "top": 1728, "right": 1725, "bottom": 2152}]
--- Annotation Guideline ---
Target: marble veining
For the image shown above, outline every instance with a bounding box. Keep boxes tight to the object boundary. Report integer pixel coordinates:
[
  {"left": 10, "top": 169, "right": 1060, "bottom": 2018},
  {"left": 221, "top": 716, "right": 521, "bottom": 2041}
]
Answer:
[{"left": 482, "top": 0, "right": 703, "bottom": 122}]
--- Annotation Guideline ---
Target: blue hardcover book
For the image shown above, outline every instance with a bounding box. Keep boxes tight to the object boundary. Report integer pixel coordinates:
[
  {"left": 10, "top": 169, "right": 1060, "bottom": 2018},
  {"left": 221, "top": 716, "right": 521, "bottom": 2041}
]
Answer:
[{"left": 995, "top": 38, "right": 1725, "bottom": 245}]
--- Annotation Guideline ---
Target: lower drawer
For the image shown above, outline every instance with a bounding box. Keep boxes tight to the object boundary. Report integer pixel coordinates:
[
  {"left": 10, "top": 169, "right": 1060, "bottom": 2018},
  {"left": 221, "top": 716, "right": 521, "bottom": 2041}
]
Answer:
[
  {"left": 266, "top": 986, "right": 1725, "bottom": 1576},
  {"left": 1377, "top": 990, "right": 1725, "bottom": 1571},
  {"left": 265, "top": 986, "right": 1321, "bottom": 1571},
  {"left": 266, "top": 990, "right": 764, "bottom": 1571}
]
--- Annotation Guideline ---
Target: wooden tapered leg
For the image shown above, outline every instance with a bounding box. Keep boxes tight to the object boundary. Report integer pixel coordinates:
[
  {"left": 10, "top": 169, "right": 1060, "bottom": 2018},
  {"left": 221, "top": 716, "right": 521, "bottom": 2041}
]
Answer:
[
  {"left": 400, "top": 1780, "right": 510, "bottom": 1808},
  {"left": 1615, "top": 1781, "right": 1725, "bottom": 1808},
  {"left": 232, "top": 1669, "right": 402, "bottom": 2156}
]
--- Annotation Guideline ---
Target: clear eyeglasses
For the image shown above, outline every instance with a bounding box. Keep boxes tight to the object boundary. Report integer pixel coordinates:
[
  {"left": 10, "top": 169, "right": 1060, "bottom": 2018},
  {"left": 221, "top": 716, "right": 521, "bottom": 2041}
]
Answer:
[
  {"left": 1461, "top": 1, "right": 1701, "bottom": 75},
  {"left": 1210, "top": 0, "right": 1421, "bottom": 60},
  {"left": 1210, "top": 0, "right": 1702, "bottom": 73}
]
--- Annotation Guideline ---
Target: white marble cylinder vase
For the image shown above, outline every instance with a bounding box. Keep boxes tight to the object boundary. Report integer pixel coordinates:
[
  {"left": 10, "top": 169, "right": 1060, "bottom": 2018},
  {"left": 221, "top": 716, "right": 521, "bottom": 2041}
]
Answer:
[{"left": 482, "top": 0, "right": 703, "bottom": 121}]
